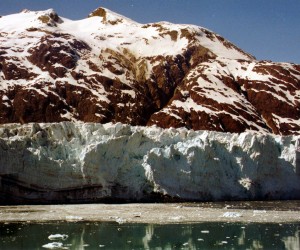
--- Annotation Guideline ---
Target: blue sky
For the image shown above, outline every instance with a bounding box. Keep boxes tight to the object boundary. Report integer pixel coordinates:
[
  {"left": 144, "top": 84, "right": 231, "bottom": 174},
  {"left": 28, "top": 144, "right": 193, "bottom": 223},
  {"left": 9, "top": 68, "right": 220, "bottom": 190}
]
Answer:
[{"left": 0, "top": 0, "right": 299, "bottom": 64}]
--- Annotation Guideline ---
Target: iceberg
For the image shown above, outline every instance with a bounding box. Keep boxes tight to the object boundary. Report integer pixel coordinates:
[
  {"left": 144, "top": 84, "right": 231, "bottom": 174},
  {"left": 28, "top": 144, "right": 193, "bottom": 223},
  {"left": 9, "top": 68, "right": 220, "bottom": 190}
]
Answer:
[
  {"left": 48, "top": 234, "right": 68, "bottom": 241},
  {"left": 0, "top": 122, "right": 299, "bottom": 203},
  {"left": 221, "top": 212, "right": 242, "bottom": 218},
  {"left": 42, "top": 242, "right": 65, "bottom": 249}
]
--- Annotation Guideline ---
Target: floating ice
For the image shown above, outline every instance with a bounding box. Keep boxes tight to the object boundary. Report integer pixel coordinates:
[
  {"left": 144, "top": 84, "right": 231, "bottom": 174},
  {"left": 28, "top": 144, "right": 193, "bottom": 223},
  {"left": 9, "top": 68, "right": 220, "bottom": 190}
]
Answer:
[
  {"left": 116, "top": 217, "right": 127, "bottom": 224},
  {"left": 42, "top": 242, "right": 66, "bottom": 249},
  {"left": 221, "top": 212, "right": 242, "bottom": 218},
  {"left": 217, "top": 241, "right": 228, "bottom": 245},
  {"left": 48, "top": 234, "right": 68, "bottom": 241},
  {"left": 169, "top": 216, "right": 184, "bottom": 220},
  {"left": 253, "top": 210, "right": 267, "bottom": 214},
  {"left": 65, "top": 216, "right": 83, "bottom": 221}
]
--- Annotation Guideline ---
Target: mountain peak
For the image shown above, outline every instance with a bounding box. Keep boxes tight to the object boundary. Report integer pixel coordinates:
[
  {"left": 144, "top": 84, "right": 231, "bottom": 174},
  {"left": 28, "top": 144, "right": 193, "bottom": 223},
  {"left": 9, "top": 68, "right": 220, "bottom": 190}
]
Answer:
[
  {"left": 88, "top": 7, "right": 107, "bottom": 19},
  {"left": 20, "top": 8, "right": 60, "bottom": 20},
  {"left": 88, "top": 7, "right": 136, "bottom": 25},
  {"left": 36, "top": 9, "right": 62, "bottom": 26}
]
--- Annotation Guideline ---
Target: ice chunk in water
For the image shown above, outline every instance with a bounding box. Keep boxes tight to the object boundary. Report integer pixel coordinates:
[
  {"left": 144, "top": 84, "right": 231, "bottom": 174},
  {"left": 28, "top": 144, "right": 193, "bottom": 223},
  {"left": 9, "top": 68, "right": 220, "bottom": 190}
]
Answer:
[
  {"left": 42, "top": 242, "right": 65, "bottom": 249},
  {"left": 65, "top": 216, "right": 83, "bottom": 221},
  {"left": 221, "top": 212, "right": 242, "bottom": 218},
  {"left": 116, "top": 217, "right": 127, "bottom": 224},
  {"left": 48, "top": 234, "right": 68, "bottom": 240}
]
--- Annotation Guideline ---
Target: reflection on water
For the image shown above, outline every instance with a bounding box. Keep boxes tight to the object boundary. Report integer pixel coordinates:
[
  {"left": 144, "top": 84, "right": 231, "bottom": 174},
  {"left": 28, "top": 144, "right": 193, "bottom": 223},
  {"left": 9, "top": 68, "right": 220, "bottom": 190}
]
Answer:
[{"left": 0, "top": 221, "right": 299, "bottom": 249}]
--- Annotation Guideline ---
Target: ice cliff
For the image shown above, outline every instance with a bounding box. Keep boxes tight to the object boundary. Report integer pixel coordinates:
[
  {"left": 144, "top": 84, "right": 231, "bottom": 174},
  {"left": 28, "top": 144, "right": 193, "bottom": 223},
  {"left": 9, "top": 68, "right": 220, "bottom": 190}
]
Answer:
[{"left": 0, "top": 122, "right": 299, "bottom": 203}]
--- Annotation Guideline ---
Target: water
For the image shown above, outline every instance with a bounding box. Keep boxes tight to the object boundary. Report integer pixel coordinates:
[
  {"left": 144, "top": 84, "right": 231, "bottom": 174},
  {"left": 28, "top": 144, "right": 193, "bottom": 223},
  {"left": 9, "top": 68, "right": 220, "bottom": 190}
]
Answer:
[{"left": 0, "top": 221, "right": 299, "bottom": 249}]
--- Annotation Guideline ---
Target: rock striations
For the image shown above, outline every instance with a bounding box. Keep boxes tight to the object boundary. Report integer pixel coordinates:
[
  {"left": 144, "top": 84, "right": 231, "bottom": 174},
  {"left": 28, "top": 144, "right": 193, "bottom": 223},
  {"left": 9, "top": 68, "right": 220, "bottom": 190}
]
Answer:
[{"left": 0, "top": 8, "right": 299, "bottom": 135}]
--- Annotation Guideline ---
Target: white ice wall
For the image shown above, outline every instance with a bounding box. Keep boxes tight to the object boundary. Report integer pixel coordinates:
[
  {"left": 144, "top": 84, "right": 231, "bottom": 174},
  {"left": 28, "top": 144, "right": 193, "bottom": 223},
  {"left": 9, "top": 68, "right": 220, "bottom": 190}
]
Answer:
[{"left": 0, "top": 122, "right": 299, "bottom": 203}]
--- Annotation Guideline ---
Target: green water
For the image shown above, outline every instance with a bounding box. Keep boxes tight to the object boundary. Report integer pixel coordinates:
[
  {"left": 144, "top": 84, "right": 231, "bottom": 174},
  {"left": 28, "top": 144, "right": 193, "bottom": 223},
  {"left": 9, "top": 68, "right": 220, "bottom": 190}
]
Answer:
[{"left": 0, "top": 222, "right": 299, "bottom": 249}]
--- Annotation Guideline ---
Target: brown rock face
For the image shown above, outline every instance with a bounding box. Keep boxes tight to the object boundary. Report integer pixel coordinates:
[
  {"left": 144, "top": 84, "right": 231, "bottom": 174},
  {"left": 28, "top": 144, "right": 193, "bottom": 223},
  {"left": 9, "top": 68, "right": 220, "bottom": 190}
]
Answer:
[
  {"left": 148, "top": 60, "right": 300, "bottom": 135},
  {"left": 0, "top": 8, "right": 300, "bottom": 135}
]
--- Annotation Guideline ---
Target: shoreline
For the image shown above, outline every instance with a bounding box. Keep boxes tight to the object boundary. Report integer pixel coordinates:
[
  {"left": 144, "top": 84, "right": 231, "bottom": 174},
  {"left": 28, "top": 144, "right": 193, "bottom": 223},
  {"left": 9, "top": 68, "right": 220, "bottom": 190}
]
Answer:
[{"left": 1, "top": 201, "right": 300, "bottom": 224}]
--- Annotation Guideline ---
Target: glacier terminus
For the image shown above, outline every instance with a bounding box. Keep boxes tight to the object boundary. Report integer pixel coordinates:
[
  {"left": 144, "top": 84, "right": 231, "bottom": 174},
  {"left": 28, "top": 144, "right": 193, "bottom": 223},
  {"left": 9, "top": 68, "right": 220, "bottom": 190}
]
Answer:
[{"left": 0, "top": 122, "right": 299, "bottom": 203}]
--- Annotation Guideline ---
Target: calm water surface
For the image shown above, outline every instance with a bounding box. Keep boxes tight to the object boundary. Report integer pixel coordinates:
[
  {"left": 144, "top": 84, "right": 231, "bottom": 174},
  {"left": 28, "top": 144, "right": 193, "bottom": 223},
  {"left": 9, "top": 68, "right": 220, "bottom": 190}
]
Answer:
[{"left": 0, "top": 221, "right": 299, "bottom": 249}]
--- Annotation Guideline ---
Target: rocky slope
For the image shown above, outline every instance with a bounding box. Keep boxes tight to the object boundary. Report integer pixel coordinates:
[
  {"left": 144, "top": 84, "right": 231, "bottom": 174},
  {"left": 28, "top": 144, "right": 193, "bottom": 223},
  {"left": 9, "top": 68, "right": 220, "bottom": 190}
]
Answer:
[
  {"left": 0, "top": 8, "right": 300, "bottom": 135},
  {"left": 1, "top": 122, "right": 299, "bottom": 203}
]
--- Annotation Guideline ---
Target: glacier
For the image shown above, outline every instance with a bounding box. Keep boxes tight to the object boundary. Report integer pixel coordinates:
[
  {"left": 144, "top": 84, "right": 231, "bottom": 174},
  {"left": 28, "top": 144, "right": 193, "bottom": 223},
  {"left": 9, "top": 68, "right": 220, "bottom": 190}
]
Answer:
[{"left": 0, "top": 122, "right": 299, "bottom": 203}]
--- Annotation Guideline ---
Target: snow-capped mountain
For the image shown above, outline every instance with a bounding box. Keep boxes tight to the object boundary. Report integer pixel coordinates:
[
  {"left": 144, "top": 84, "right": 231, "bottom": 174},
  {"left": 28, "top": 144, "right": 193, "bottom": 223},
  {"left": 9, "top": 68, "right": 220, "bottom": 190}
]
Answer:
[{"left": 1, "top": 7, "right": 300, "bottom": 135}]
